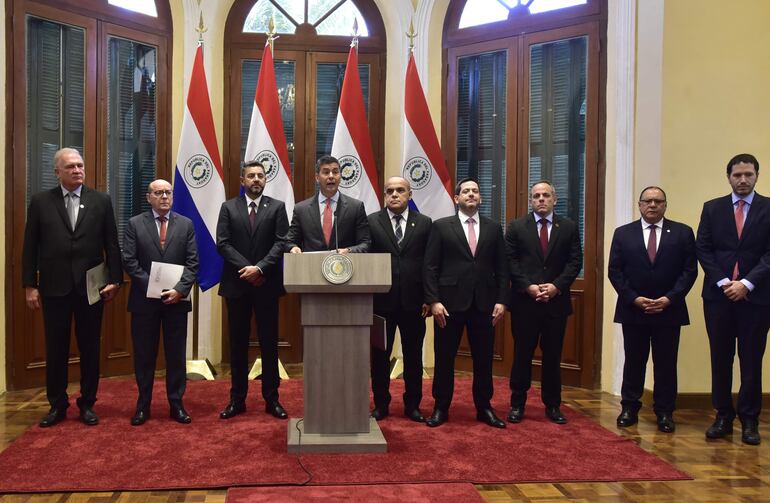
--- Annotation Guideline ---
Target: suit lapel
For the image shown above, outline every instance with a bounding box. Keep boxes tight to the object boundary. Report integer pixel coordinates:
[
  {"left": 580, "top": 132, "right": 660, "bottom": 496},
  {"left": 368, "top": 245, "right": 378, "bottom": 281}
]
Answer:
[
  {"left": 399, "top": 211, "right": 418, "bottom": 251},
  {"left": 451, "top": 215, "right": 473, "bottom": 259},
  {"left": 52, "top": 187, "right": 72, "bottom": 232},
  {"left": 142, "top": 211, "right": 163, "bottom": 254},
  {"left": 251, "top": 196, "right": 270, "bottom": 236},
  {"left": 741, "top": 192, "right": 765, "bottom": 242},
  {"left": 72, "top": 186, "right": 90, "bottom": 232},
  {"left": 525, "top": 215, "right": 544, "bottom": 261},
  {"left": 236, "top": 196, "right": 252, "bottom": 237},
  {"left": 310, "top": 194, "right": 326, "bottom": 245},
  {"left": 164, "top": 212, "right": 177, "bottom": 253},
  {"left": 377, "top": 210, "right": 400, "bottom": 251}
]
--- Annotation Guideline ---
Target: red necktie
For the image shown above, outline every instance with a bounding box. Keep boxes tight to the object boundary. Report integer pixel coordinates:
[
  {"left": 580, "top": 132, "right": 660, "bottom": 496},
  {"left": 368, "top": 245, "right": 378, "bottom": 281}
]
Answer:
[
  {"left": 158, "top": 216, "right": 167, "bottom": 250},
  {"left": 467, "top": 217, "right": 477, "bottom": 256},
  {"left": 647, "top": 224, "right": 656, "bottom": 263},
  {"left": 733, "top": 200, "right": 746, "bottom": 279},
  {"left": 322, "top": 198, "right": 333, "bottom": 246},
  {"left": 539, "top": 219, "right": 549, "bottom": 256}
]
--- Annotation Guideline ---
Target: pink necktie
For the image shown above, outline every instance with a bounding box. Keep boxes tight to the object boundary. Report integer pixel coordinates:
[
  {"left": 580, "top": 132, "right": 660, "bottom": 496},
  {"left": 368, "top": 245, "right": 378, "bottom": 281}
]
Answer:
[
  {"left": 733, "top": 200, "right": 746, "bottom": 279},
  {"left": 158, "top": 216, "right": 167, "bottom": 250},
  {"left": 467, "top": 217, "right": 477, "bottom": 256},
  {"left": 322, "top": 198, "right": 333, "bottom": 246}
]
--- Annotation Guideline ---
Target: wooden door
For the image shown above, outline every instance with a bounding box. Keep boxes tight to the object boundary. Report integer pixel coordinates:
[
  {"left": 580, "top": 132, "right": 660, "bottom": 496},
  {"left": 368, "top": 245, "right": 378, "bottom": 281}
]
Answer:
[{"left": 445, "top": 22, "right": 602, "bottom": 389}]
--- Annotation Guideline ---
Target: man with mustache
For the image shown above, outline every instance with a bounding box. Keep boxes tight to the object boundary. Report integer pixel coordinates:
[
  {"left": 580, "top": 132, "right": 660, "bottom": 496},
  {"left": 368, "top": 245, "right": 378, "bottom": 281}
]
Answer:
[{"left": 696, "top": 153, "right": 770, "bottom": 445}]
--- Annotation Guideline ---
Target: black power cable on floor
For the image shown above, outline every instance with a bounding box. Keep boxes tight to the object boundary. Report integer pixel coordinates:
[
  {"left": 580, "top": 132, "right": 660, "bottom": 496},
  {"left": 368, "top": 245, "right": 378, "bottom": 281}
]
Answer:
[{"left": 293, "top": 418, "right": 313, "bottom": 485}]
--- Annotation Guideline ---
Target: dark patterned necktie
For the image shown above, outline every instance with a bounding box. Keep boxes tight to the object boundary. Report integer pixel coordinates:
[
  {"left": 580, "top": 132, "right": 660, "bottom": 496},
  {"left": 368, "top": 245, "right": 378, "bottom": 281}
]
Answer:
[{"left": 393, "top": 214, "right": 403, "bottom": 246}]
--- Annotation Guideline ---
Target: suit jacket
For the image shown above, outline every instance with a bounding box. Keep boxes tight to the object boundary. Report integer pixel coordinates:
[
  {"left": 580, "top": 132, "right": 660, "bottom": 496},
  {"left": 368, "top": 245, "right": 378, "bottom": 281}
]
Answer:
[
  {"left": 423, "top": 214, "right": 508, "bottom": 313},
  {"left": 608, "top": 218, "right": 697, "bottom": 326},
  {"left": 217, "top": 195, "right": 289, "bottom": 299},
  {"left": 506, "top": 213, "right": 582, "bottom": 317},
  {"left": 696, "top": 193, "right": 770, "bottom": 305},
  {"left": 368, "top": 209, "right": 432, "bottom": 314},
  {"left": 22, "top": 185, "right": 122, "bottom": 296},
  {"left": 285, "top": 192, "right": 370, "bottom": 253},
  {"left": 122, "top": 211, "right": 199, "bottom": 313}
]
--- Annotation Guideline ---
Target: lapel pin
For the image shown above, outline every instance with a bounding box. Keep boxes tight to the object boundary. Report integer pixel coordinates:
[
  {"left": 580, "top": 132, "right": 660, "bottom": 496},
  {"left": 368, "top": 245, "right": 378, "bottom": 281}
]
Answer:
[
  {"left": 666, "top": 229, "right": 670, "bottom": 233},
  {"left": 555, "top": 223, "right": 559, "bottom": 228},
  {"left": 411, "top": 222, "right": 415, "bottom": 227},
  {"left": 80, "top": 204, "right": 85, "bottom": 209}
]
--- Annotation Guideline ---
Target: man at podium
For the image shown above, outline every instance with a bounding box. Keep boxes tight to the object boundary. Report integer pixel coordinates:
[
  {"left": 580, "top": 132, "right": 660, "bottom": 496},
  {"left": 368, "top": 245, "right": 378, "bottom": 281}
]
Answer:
[{"left": 286, "top": 155, "right": 370, "bottom": 254}]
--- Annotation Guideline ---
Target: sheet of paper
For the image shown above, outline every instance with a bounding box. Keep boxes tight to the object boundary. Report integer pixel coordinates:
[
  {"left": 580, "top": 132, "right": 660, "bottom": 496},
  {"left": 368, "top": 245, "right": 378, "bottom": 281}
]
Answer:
[
  {"left": 86, "top": 262, "right": 109, "bottom": 306},
  {"left": 147, "top": 261, "right": 189, "bottom": 300}
]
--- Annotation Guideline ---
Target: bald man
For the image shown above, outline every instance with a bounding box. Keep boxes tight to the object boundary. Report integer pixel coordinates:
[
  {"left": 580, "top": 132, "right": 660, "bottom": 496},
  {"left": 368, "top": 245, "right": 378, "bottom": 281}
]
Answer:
[
  {"left": 367, "top": 177, "right": 432, "bottom": 422},
  {"left": 122, "top": 179, "right": 199, "bottom": 425}
]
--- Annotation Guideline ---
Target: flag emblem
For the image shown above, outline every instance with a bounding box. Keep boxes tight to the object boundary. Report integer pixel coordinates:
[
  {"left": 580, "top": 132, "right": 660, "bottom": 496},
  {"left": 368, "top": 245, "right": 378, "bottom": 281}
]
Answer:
[
  {"left": 403, "top": 156, "right": 432, "bottom": 190},
  {"left": 183, "top": 154, "right": 214, "bottom": 188},
  {"left": 255, "top": 150, "right": 280, "bottom": 182},
  {"left": 338, "top": 155, "right": 363, "bottom": 188}
]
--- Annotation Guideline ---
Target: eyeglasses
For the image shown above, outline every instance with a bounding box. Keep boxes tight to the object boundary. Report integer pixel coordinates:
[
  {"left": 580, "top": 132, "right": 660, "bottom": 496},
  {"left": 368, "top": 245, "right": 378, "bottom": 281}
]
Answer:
[
  {"left": 151, "top": 190, "right": 173, "bottom": 197},
  {"left": 639, "top": 199, "right": 666, "bottom": 205}
]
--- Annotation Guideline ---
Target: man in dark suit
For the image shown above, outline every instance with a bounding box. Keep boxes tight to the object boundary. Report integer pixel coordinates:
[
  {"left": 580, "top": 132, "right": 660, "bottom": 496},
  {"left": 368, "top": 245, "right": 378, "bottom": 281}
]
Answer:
[
  {"left": 423, "top": 177, "right": 508, "bottom": 428},
  {"left": 286, "top": 155, "right": 370, "bottom": 254},
  {"left": 122, "top": 179, "right": 199, "bottom": 426},
  {"left": 608, "top": 186, "right": 697, "bottom": 433},
  {"left": 696, "top": 153, "right": 770, "bottom": 445},
  {"left": 368, "top": 176, "right": 431, "bottom": 423},
  {"left": 216, "top": 160, "right": 289, "bottom": 420},
  {"left": 22, "top": 148, "right": 122, "bottom": 427},
  {"left": 506, "top": 180, "right": 582, "bottom": 425}
]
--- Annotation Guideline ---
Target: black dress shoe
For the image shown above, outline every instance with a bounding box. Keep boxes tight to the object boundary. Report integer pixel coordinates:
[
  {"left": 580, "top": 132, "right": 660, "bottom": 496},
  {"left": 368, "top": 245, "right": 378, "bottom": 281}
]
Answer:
[
  {"left": 219, "top": 401, "right": 246, "bottom": 419},
  {"left": 170, "top": 407, "right": 192, "bottom": 424},
  {"left": 507, "top": 406, "right": 524, "bottom": 423},
  {"left": 616, "top": 408, "right": 638, "bottom": 428},
  {"left": 371, "top": 406, "right": 389, "bottom": 421},
  {"left": 705, "top": 416, "right": 733, "bottom": 439},
  {"left": 266, "top": 401, "right": 288, "bottom": 419},
  {"left": 741, "top": 419, "right": 761, "bottom": 445},
  {"left": 656, "top": 414, "right": 675, "bottom": 433},
  {"left": 477, "top": 408, "right": 506, "bottom": 428},
  {"left": 545, "top": 406, "right": 567, "bottom": 424},
  {"left": 39, "top": 408, "right": 67, "bottom": 428},
  {"left": 426, "top": 409, "right": 448, "bottom": 428},
  {"left": 79, "top": 407, "right": 99, "bottom": 426},
  {"left": 131, "top": 410, "right": 150, "bottom": 426},
  {"left": 404, "top": 409, "right": 425, "bottom": 423}
]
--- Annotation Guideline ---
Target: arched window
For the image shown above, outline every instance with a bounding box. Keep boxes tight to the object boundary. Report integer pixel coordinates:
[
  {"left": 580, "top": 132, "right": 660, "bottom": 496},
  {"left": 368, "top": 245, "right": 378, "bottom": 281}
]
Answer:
[
  {"left": 224, "top": 0, "right": 386, "bottom": 364},
  {"left": 8, "top": 0, "right": 172, "bottom": 389},
  {"left": 443, "top": 0, "right": 605, "bottom": 387}
]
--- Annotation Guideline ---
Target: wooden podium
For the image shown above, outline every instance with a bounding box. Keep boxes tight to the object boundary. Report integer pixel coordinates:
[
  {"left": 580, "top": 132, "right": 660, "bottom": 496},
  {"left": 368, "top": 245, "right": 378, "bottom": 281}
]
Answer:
[{"left": 283, "top": 252, "right": 391, "bottom": 453}]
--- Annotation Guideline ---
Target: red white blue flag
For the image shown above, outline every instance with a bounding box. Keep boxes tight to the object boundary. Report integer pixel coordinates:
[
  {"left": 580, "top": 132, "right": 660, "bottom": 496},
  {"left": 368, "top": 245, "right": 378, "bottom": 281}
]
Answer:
[
  {"left": 331, "top": 46, "right": 380, "bottom": 214},
  {"left": 172, "top": 45, "right": 225, "bottom": 291},
  {"left": 244, "top": 41, "right": 294, "bottom": 220},
  {"left": 402, "top": 52, "right": 454, "bottom": 219}
]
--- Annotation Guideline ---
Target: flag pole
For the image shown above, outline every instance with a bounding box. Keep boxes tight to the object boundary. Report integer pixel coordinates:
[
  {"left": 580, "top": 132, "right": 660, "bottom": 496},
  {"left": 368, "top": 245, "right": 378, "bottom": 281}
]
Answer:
[
  {"left": 247, "top": 15, "right": 289, "bottom": 381},
  {"left": 186, "top": 10, "right": 216, "bottom": 381}
]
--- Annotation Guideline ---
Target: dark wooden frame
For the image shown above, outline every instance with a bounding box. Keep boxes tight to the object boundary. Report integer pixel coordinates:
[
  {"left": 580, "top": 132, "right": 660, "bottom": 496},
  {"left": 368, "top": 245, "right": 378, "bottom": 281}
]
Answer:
[
  {"left": 222, "top": 0, "right": 387, "bottom": 365},
  {"left": 442, "top": 0, "right": 607, "bottom": 388},
  {"left": 5, "top": 0, "right": 173, "bottom": 390}
]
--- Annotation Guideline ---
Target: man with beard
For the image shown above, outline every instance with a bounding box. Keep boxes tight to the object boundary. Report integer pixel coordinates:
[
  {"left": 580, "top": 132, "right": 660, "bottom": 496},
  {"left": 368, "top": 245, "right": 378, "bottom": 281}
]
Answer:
[
  {"left": 696, "top": 153, "right": 770, "bottom": 445},
  {"left": 423, "top": 178, "right": 508, "bottom": 428},
  {"left": 286, "top": 155, "right": 370, "bottom": 254},
  {"left": 216, "top": 160, "right": 289, "bottom": 420}
]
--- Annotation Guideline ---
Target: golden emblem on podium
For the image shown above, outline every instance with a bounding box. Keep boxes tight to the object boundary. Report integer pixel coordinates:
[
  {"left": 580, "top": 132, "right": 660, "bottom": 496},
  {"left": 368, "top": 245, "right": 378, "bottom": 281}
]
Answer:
[{"left": 321, "top": 253, "right": 354, "bottom": 284}]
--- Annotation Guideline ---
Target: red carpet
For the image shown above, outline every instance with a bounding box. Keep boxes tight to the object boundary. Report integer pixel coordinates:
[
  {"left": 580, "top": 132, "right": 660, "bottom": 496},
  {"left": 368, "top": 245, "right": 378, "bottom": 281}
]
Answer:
[
  {"left": 226, "top": 482, "right": 484, "bottom": 502},
  {"left": 0, "top": 378, "right": 689, "bottom": 492}
]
